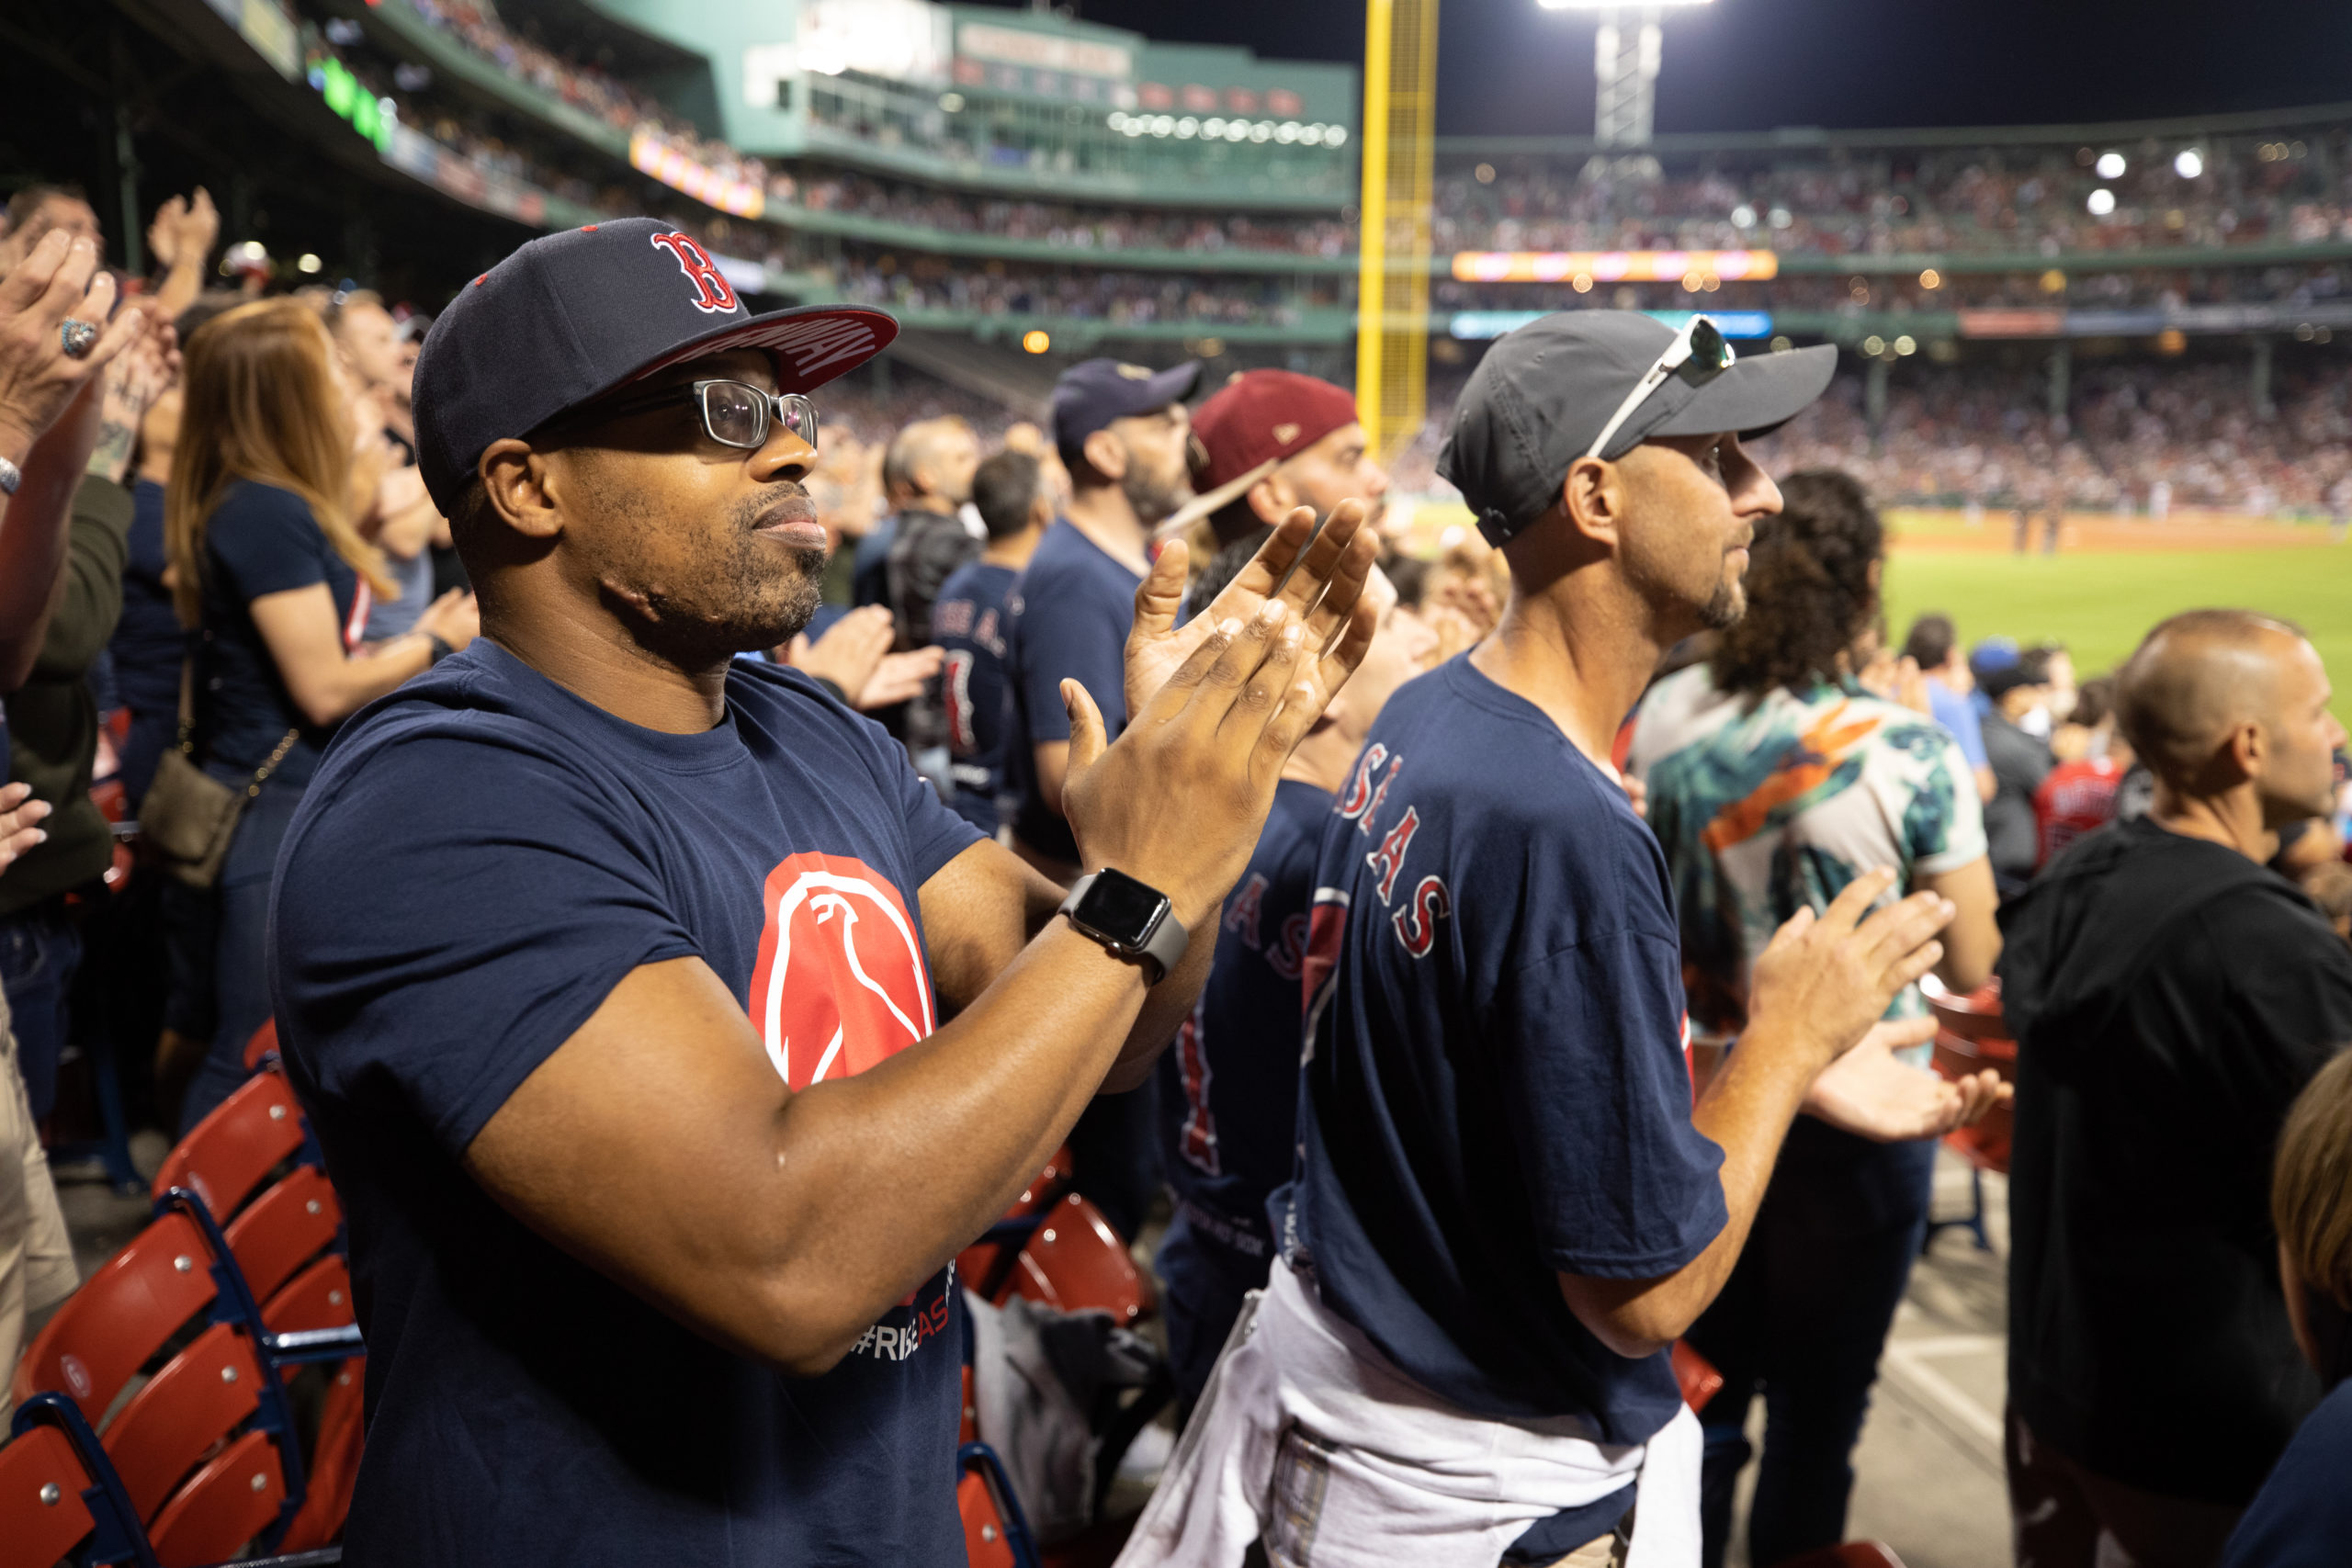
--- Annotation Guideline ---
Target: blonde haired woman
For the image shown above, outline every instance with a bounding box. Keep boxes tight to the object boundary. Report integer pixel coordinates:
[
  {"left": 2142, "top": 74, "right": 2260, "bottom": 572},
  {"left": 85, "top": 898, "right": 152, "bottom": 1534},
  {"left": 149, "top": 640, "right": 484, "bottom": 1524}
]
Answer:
[{"left": 167, "top": 299, "right": 475, "bottom": 1129}]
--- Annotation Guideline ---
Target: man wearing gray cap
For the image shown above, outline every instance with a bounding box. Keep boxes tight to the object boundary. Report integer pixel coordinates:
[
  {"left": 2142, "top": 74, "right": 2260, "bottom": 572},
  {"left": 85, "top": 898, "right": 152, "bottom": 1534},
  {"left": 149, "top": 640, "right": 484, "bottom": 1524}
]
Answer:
[{"left": 1121, "top": 314, "right": 1959, "bottom": 1568}]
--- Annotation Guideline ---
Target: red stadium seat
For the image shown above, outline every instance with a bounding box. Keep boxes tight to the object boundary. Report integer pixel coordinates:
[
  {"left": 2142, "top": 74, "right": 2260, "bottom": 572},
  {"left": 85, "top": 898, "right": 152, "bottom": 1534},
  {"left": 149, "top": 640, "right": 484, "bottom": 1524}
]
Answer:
[
  {"left": 1921, "top": 977, "right": 2018, "bottom": 1250},
  {"left": 958, "top": 1443, "right": 1039, "bottom": 1568},
  {"left": 242, "top": 1017, "right": 280, "bottom": 1071},
  {"left": 262, "top": 1253, "right": 355, "bottom": 1339},
  {"left": 144, "top": 1427, "right": 286, "bottom": 1568},
  {"left": 151, "top": 1067, "right": 308, "bottom": 1217},
  {"left": 222, "top": 1166, "right": 342, "bottom": 1305},
  {"left": 0, "top": 1419, "right": 102, "bottom": 1567},
  {"left": 1671, "top": 1339, "right": 1724, "bottom": 1414},
  {"left": 1005, "top": 1192, "right": 1152, "bottom": 1325},
  {"left": 960, "top": 1466, "right": 1021, "bottom": 1568},
  {"left": 101, "top": 1322, "right": 266, "bottom": 1524},
  {"left": 12, "top": 1208, "right": 219, "bottom": 1419},
  {"left": 956, "top": 1145, "right": 1074, "bottom": 1301},
  {"left": 1768, "top": 1543, "right": 1906, "bottom": 1568},
  {"left": 279, "top": 1358, "right": 364, "bottom": 1552}
]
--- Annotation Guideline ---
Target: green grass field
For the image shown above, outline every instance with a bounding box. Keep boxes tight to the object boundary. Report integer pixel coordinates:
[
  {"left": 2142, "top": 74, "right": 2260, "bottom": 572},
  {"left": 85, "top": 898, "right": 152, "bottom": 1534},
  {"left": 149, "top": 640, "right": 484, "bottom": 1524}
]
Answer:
[{"left": 1882, "top": 541, "right": 2352, "bottom": 726}]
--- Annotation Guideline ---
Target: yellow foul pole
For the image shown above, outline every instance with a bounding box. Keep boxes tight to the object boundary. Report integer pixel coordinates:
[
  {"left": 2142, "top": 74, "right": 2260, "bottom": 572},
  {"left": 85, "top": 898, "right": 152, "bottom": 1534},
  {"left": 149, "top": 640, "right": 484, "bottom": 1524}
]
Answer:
[{"left": 1355, "top": 0, "right": 1437, "bottom": 464}]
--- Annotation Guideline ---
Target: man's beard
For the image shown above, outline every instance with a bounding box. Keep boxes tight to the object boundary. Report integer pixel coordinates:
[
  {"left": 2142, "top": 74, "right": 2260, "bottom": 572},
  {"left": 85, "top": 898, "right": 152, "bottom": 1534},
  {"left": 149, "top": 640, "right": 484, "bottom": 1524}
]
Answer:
[
  {"left": 605, "top": 487, "right": 828, "bottom": 665},
  {"left": 1698, "top": 571, "right": 1746, "bottom": 631},
  {"left": 1122, "top": 461, "right": 1189, "bottom": 527}
]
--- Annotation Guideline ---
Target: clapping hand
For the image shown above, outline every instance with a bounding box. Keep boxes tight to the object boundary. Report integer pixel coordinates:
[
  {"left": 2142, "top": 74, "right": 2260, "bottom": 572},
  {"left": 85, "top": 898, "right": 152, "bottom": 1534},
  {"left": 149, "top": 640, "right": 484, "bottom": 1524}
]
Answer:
[
  {"left": 0, "top": 231, "right": 152, "bottom": 457},
  {"left": 783, "top": 604, "right": 944, "bottom": 711},
  {"left": 146, "top": 188, "right": 220, "bottom": 274},
  {"left": 1801, "top": 1016, "right": 2011, "bottom": 1142},
  {"left": 87, "top": 320, "right": 179, "bottom": 485},
  {"left": 1062, "top": 500, "right": 1379, "bottom": 931},
  {"left": 0, "top": 783, "right": 51, "bottom": 876},
  {"left": 1121, "top": 498, "right": 1379, "bottom": 722}
]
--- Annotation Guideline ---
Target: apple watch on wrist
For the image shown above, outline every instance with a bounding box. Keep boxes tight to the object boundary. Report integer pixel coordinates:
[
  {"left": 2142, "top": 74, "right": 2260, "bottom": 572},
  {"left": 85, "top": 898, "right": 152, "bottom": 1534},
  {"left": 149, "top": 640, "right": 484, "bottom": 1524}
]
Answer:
[{"left": 1058, "top": 868, "right": 1189, "bottom": 985}]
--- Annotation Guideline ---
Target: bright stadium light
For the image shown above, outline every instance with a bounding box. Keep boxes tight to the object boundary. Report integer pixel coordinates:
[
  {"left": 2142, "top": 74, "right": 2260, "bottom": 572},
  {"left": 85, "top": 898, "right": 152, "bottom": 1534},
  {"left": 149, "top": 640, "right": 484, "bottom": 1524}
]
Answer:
[
  {"left": 1536, "top": 0, "right": 1715, "bottom": 163},
  {"left": 2095, "top": 151, "right": 2127, "bottom": 179},
  {"left": 2086, "top": 187, "right": 2117, "bottom": 217},
  {"left": 2176, "top": 148, "right": 2205, "bottom": 178}
]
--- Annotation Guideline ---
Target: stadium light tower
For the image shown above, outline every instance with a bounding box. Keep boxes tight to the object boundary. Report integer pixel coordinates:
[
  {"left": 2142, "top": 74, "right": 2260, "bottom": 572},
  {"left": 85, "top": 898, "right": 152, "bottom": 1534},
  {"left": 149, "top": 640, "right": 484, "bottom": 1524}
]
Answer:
[{"left": 1538, "top": 0, "right": 1713, "bottom": 166}]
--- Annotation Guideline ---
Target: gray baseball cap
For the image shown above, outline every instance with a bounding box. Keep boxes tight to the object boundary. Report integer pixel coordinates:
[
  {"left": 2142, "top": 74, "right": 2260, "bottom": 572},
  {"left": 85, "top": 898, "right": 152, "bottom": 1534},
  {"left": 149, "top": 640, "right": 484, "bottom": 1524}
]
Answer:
[{"left": 1438, "top": 311, "right": 1837, "bottom": 546}]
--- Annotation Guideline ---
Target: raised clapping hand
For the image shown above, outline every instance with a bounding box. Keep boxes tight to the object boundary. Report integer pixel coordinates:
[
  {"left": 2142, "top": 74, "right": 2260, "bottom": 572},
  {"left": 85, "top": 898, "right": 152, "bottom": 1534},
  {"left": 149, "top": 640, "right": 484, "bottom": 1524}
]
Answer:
[
  {"left": 146, "top": 188, "right": 220, "bottom": 274},
  {"left": 1063, "top": 499, "right": 1379, "bottom": 932},
  {"left": 1746, "top": 865, "right": 1957, "bottom": 1079},
  {"left": 0, "top": 231, "right": 152, "bottom": 458}
]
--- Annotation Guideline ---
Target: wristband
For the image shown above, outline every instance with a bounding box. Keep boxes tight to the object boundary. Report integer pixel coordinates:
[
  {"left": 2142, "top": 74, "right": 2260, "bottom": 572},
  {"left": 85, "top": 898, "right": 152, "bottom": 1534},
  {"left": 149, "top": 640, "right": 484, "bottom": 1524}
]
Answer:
[
  {"left": 0, "top": 455, "right": 18, "bottom": 497},
  {"left": 427, "top": 634, "right": 455, "bottom": 664}
]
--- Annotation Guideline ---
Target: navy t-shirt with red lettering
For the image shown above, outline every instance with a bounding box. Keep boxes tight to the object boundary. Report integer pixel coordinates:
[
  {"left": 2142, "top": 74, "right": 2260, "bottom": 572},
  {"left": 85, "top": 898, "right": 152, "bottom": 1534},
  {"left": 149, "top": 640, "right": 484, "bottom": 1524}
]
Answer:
[
  {"left": 1279, "top": 655, "right": 1728, "bottom": 1444},
  {"left": 270, "top": 639, "right": 984, "bottom": 1565},
  {"left": 1159, "top": 778, "right": 1329, "bottom": 1239},
  {"left": 932, "top": 558, "right": 1019, "bottom": 832}
]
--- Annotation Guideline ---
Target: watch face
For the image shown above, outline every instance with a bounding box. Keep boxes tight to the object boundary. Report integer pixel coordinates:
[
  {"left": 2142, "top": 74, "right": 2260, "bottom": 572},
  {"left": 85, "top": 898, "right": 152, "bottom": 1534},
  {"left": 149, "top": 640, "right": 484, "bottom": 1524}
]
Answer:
[{"left": 1077, "top": 868, "right": 1170, "bottom": 947}]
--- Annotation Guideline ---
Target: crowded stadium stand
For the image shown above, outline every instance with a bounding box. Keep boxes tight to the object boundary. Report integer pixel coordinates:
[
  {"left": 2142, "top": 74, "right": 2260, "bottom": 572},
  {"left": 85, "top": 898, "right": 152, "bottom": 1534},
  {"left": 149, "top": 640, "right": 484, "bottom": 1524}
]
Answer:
[{"left": 6, "top": 2, "right": 2352, "bottom": 1566}]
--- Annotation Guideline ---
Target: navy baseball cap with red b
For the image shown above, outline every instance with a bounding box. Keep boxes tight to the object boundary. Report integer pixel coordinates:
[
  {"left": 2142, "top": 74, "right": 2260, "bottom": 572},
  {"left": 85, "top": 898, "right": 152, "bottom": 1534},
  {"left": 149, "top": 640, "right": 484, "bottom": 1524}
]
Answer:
[{"left": 412, "top": 218, "right": 899, "bottom": 513}]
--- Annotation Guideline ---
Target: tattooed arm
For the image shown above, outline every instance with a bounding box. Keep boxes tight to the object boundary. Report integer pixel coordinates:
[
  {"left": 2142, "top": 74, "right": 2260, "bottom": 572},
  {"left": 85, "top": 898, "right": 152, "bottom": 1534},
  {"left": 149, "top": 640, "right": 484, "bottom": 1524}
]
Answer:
[{"left": 85, "top": 324, "right": 177, "bottom": 486}]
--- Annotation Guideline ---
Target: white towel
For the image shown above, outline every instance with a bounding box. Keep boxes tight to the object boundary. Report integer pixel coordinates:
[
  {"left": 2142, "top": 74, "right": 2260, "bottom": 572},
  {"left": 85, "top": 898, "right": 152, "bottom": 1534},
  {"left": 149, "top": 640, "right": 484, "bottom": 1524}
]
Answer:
[{"left": 1116, "top": 1258, "right": 1702, "bottom": 1568}]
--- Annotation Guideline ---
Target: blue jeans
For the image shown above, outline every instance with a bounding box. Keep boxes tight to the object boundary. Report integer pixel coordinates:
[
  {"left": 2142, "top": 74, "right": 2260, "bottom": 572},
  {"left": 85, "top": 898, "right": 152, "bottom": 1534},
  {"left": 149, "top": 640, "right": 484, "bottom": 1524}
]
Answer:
[
  {"left": 177, "top": 772, "right": 306, "bottom": 1135},
  {"left": 0, "top": 902, "right": 81, "bottom": 1122},
  {"left": 1690, "top": 1116, "right": 1937, "bottom": 1568}
]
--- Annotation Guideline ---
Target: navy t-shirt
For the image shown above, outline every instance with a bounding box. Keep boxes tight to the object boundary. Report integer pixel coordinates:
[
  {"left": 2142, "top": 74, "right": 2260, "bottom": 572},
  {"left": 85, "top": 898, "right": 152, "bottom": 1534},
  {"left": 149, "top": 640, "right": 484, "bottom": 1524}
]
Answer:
[
  {"left": 932, "top": 559, "right": 1018, "bottom": 833},
  {"left": 1159, "top": 778, "right": 1329, "bottom": 1249},
  {"left": 111, "top": 478, "right": 182, "bottom": 720},
  {"left": 1280, "top": 656, "right": 1728, "bottom": 1442},
  {"left": 2224, "top": 1377, "right": 2352, "bottom": 1567},
  {"left": 1005, "top": 521, "right": 1142, "bottom": 863},
  {"left": 271, "top": 640, "right": 985, "bottom": 1565},
  {"left": 198, "top": 479, "right": 362, "bottom": 783}
]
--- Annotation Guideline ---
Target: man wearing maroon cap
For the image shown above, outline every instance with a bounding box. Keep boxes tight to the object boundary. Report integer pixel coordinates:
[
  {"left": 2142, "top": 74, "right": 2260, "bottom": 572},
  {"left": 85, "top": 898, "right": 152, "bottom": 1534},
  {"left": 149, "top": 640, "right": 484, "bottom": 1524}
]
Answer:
[{"left": 1187, "top": 369, "right": 1391, "bottom": 553}]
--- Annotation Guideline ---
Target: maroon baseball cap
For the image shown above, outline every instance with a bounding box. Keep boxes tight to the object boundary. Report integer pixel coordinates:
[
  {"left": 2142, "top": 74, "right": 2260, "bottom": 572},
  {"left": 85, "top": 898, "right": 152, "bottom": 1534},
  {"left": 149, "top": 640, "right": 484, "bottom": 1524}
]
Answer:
[
  {"left": 1189, "top": 369, "right": 1363, "bottom": 506},
  {"left": 413, "top": 218, "right": 898, "bottom": 513}
]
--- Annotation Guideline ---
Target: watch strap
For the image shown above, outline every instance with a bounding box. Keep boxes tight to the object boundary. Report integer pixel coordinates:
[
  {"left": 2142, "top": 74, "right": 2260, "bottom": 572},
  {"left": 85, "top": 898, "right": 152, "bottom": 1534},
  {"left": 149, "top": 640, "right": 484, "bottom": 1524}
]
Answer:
[{"left": 1058, "top": 871, "right": 1189, "bottom": 984}]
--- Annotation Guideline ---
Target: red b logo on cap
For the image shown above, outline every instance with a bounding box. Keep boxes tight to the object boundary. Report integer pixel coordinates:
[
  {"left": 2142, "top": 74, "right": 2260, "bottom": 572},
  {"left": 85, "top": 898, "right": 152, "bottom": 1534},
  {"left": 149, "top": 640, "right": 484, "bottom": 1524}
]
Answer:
[{"left": 649, "top": 231, "right": 739, "bottom": 314}]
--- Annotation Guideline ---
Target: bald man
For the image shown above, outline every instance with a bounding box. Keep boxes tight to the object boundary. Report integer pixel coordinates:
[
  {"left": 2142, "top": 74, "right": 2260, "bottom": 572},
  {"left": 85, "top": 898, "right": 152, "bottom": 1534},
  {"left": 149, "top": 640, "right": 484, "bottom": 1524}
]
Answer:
[{"left": 1997, "top": 610, "right": 2352, "bottom": 1568}]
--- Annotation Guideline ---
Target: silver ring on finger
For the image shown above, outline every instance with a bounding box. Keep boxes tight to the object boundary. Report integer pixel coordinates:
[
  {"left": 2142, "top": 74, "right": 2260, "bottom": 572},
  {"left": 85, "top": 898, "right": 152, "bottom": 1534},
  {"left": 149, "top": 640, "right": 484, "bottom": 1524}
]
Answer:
[{"left": 60, "top": 319, "right": 99, "bottom": 358}]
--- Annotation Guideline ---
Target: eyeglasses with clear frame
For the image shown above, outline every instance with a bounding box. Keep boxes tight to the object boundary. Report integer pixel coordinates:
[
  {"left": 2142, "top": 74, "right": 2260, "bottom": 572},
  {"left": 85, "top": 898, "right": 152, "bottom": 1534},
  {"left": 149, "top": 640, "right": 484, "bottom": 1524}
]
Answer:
[
  {"left": 1582, "top": 315, "right": 1736, "bottom": 461},
  {"left": 549, "top": 378, "right": 820, "bottom": 453}
]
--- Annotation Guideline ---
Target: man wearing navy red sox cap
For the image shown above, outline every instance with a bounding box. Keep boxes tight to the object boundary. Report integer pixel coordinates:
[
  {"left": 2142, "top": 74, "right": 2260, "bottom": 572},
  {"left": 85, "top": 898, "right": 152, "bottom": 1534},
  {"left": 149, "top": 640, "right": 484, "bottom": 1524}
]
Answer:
[
  {"left": 266, "top": 218, "right": 1383, "bottom": 1565},
  {"left": 1121, "top": 313, "right": 1959, "bottom": 1568}
]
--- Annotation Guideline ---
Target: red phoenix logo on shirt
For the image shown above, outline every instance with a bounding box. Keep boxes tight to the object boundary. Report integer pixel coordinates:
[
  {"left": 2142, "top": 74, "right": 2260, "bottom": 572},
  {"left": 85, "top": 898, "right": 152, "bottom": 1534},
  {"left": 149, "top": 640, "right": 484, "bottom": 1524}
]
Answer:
[{"left": 747, "top": 852, "right": 935, "bottom": 1091}]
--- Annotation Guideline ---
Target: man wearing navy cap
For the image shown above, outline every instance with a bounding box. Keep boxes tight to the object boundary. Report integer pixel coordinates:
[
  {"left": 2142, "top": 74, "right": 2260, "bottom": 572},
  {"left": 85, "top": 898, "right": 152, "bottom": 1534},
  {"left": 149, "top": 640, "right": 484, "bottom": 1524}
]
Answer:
[
  {"left": 1007, "top": 356, "right": 1201, "bottom": 882},
  {"left": 1124, "top": 314, "right": 1956, "bottom": 1568},
  {"left": 267, "top": 220, "right": 1382, "bottom": 1566},
  {"left": 1002, "top": 356, "right": 1199, "bottom": 1238}
]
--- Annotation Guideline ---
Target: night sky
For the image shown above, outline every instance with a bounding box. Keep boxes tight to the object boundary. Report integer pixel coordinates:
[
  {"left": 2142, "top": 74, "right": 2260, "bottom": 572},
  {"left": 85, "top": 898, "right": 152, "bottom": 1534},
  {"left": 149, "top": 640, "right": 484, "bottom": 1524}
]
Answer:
[{"left": 1004, "top": 0, "right": 2352, "bottom": 137}]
